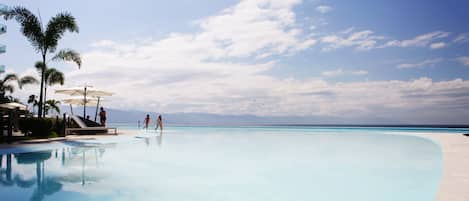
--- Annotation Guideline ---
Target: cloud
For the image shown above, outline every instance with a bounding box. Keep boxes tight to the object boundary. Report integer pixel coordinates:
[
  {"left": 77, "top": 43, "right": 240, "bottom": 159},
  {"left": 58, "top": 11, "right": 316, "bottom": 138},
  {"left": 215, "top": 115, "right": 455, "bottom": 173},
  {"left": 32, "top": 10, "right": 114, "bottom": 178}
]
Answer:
[
  {"left": 321, "top": 68, "right": 368, "bottom": 77},
  {"left": 383, "top": 31, "right": 449, "bottom": 48},
  {"left": 351, "top": 70, "right": 369, "bottom": 75},
  {"left": 90, "top": 40, "right": 117, "bottom": 48},
  {"left": 320, "top": 29, "right": 385, "bottom": 51},
  {"left": 10, "top": 0, "right": 469, "bottom": 123},
  {"left": 429, "top": 42, "right": 445, "bottom": 49},
  {"left": 193, "top": 0, "right": 316, "bottom": 58},
  {"left": 316, "top": 5, "right": 332, "bottom": 14},
  {"left": 397, "top": 58, "right": 442, "bottom": 69},
  {"left": 319, "top": 30, "right": 455, "bottom": 51},
  {"left": 453, "top": 33, "right": 469, "bottom": 43},
  {"left": 457, "top": 56, "right": 469, "bottom": 66},
  {"left": 322, "top": 69, "right": 343, "bottom": 77}
]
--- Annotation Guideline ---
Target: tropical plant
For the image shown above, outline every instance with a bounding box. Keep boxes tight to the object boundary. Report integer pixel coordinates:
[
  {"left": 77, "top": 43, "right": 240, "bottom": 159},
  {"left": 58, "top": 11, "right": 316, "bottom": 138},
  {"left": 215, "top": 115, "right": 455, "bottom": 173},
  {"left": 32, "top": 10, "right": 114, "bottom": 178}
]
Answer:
[
  {"left": 44, "top": 99, "right": 61, "bottom": 115},
  {"left": 34, "top": 61, "right": 65, "bottom": 114},
  {"left": 0, "top": 74, "right": 38, "bottom": 103},
  {"left": 27, "top": 94, "right": 39, "bottom": 114},
  {"left": 3, "top": 7, "right": 81, "bottom": 117}
]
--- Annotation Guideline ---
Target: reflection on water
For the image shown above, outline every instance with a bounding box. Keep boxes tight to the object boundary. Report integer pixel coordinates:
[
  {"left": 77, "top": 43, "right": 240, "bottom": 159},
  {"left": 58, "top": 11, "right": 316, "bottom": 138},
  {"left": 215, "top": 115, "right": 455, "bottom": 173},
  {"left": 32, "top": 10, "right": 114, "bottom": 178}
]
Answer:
[
  {"left": 0, "top": 133, "right": 164, "bottom": 201},
  {"left": 0, "top": 129, "right": 441, "bottom": 201},
  {"left": 0, "top": 145, "right": 113, "bottom": 201},
  {"left": 139, "top": 132, "right": 163, "bottom": 147}
]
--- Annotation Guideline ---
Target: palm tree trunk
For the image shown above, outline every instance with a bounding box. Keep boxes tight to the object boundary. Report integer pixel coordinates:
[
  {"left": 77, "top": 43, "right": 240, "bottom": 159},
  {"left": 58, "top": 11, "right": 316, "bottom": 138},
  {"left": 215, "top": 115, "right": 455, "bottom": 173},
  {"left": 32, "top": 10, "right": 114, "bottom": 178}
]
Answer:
[
  {"left": 38, "top": 54, "right": 46, "bottom": 118},
  {"left": 43, "top": 86, "right": 47, "bottom": 117}
]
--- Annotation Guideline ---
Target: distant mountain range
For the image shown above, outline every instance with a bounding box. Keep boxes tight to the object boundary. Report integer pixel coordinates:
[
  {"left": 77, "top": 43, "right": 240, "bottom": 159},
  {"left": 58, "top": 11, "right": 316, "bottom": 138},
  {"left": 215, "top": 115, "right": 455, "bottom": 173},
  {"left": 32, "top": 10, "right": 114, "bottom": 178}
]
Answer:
[{"left": 62, "top": 106, "right": 406, "bottom": 125}]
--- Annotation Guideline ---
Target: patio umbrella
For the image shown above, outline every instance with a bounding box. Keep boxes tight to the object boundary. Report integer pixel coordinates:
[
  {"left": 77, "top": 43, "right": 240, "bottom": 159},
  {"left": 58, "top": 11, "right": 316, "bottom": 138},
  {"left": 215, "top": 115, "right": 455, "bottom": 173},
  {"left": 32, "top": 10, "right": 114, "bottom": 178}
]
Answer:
[
  {"left": 62, "top": 98, "right": 99, "bottom": 116},
  {"left": 0, "top": 102, "right": 28, "bottom": 111},
  {"left": 56, "top": 86, "right": 113, "bottom": 118}
]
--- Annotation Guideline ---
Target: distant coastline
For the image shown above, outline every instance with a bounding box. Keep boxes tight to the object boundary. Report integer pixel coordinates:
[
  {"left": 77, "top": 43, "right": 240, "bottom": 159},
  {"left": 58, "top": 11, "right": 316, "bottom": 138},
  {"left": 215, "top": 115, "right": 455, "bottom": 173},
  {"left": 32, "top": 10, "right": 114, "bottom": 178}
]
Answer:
[{"left": 110, "top": 122, "right": 469, "bottom": 129}]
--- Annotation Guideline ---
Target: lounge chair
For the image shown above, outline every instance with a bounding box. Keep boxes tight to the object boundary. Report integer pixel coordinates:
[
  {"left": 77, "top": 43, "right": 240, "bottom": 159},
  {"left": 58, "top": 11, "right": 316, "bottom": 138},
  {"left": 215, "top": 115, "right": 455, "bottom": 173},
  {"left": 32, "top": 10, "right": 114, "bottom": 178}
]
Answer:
[{"left": 66, "top": 115, "right": 117, "bottom": 135}]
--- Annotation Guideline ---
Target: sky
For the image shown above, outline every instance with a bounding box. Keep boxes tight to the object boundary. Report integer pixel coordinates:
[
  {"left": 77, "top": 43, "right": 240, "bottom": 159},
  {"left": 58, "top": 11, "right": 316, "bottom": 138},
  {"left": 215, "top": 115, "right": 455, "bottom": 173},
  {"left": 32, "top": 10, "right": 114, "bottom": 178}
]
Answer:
[{"left": 1, "top": 0, "right": 469, "bottom": 123}]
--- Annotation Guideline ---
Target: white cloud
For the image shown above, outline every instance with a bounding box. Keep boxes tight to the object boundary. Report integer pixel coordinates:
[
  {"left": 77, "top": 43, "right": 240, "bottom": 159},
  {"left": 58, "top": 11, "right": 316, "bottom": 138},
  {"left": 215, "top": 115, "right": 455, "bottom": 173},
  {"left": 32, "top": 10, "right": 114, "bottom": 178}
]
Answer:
[
  {"left": 351, "top": 70, "right": 369, "bottom": 75},
  {"left": 319, "top": 30, "right": 455, "bottom": 51},
  {"left": 193, "top": 0, "right": 316, "bottom": 58},
  {"left": 321, "top": 69, "right": 344, "bottom": 77},
  {"left": 90, "top": 40, "right": 117, "bottom": 48},
  {"left": 321, "top": 68, "right": 368, "bottom": 77},
  {"left": 429, "top": 42, "right": 446, "bottom": 49},
  {"left": 397, "top": 58, "right": 442, "bottom": 69},
  {"left": 383, "top": 31, "right": 449, "bottom": 48},
  {"left": 457, "top": 56, "right": 469, "bottom": 66},
  {"left": 9, "top": 0, "right": 469, "bottom": 123},
  {"left": 320, "top": 29, "right": 385, "bottom": 51},
  {"left": 316, "top": 5, "right": 332, "bottom": 14},
  {"left": 453, "top": 33, "right": 469, "bottom": 43}
]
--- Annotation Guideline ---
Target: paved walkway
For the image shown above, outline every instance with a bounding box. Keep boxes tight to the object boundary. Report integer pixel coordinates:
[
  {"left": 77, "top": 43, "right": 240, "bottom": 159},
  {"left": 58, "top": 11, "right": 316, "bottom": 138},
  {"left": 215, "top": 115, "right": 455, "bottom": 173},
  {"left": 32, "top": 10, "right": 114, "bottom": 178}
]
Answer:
[{"left": 423, "top": 134, "right": 469, "bottom": 201}]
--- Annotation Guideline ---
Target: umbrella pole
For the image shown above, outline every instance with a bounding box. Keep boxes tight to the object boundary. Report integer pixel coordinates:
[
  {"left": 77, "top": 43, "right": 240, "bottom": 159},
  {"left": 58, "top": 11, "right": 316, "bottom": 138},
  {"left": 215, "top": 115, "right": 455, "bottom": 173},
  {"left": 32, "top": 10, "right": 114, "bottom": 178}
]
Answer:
[
  {"left": 83, "top": 86, "right": 87, "bottom": 118},
  {"left": 70, "top": 104, "right": 74, "bottom": 115},
  {"left": 94, "top": 97, "right": 100, "bottom": 122}
]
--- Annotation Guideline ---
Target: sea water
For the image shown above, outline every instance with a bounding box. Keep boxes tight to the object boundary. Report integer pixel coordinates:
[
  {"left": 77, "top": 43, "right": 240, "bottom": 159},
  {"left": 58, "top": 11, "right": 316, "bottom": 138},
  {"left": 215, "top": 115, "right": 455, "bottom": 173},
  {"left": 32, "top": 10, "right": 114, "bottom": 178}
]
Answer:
[{"left": 0, "top": 126, "right": 452, "bottom": 201}]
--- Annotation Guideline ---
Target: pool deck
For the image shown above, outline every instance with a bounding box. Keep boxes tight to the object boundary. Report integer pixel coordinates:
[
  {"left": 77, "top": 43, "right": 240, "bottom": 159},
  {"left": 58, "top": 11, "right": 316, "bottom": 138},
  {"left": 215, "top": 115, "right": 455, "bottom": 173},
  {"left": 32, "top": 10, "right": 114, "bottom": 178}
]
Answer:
[{"left": 423, "top": 134, "right": 469, "bottom": 201}]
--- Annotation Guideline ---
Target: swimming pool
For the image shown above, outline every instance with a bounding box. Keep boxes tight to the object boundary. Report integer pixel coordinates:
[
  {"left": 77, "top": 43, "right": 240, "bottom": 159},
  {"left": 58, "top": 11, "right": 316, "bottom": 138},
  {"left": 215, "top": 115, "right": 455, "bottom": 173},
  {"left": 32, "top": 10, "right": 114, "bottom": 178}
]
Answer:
[{"left": 0, "top": 126, "right": 449, "bottom": 201}]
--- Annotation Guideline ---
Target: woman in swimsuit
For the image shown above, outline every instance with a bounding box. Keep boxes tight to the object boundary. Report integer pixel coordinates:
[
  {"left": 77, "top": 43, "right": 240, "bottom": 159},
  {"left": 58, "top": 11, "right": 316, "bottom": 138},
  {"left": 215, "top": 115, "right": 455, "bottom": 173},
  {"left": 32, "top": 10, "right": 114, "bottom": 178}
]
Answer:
[
  {"left": 156, "top": 114, "right": 163, "bottom": 132},
  {"left": 144, "top": 114, "right": 150, "bottom": 130}
]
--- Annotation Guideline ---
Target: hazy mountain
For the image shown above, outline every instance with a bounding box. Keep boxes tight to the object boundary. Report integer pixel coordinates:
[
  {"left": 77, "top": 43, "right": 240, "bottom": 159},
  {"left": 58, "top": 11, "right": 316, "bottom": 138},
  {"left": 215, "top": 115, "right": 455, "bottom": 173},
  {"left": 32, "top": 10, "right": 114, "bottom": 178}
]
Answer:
[{"left": 61, "top": 106, "right": 404, "bottom": 125}]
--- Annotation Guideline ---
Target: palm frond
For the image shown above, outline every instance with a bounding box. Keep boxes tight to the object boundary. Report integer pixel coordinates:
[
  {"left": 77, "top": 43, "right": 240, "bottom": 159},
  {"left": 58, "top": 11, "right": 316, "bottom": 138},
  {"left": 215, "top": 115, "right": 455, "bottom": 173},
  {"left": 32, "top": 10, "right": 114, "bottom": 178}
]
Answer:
[
  {"left": 45, "top": 99, "right": 61, "bottom": 114},
  {"left": 52, "top": 49, "right": 81, "bottom": 68},
  {"left": 19, "top": 76, "right": 39, "bottom": 88},
  {"left": 44, "top": 12, "right": 79, "bottom": 52},
  {"left": 3, "top": 84, "right": 15, "bottom": 94},
  {"left": 3, "top": 74, "right": 19, "bottom": 83},
  {"left": 34, "top": 61, "right": 46, "bottom": 74},
  {"left": 3, "top": 6, "right": 44, "bottom": 52},
  {"left": 45, "top": 68, "right": 64, "bottom": 86}
]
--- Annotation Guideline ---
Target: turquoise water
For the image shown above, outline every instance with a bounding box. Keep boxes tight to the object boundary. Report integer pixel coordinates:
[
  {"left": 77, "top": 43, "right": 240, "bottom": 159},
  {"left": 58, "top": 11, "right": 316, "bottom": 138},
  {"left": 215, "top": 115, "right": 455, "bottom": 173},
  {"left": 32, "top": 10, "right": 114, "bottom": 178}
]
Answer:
[{"left": 0, "top": 126, "right": 448, "bottom": 201}]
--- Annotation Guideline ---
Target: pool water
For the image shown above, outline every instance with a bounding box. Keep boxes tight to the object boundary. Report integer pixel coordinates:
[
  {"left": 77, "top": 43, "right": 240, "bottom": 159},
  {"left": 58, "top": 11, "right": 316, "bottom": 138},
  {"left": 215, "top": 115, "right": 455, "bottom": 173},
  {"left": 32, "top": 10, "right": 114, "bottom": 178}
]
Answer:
[{"left": 0, "top": 126, "right": 446, "bottom": 201}]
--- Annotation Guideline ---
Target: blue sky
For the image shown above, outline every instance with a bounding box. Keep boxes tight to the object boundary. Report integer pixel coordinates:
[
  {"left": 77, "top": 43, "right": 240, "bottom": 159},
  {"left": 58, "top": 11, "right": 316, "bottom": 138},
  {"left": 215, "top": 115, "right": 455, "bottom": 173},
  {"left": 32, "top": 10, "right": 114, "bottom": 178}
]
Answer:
[{"left": 1, "top": 0, "right": 469, "bottom": 123}]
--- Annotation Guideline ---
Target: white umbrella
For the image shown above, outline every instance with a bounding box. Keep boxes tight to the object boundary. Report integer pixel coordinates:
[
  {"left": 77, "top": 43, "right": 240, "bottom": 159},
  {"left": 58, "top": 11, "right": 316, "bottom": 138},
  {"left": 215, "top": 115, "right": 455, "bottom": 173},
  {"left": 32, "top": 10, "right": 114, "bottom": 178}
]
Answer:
[
  {"left": 56, "top": 86, "right": 113, "bottom": 118},
  {"left": 62, "top": 98, "right": 99, "bottom": 105},
  {"left": 62, "top": 98, "right": 99, "bottom": 116},
  {"left": 0, "top": 102, "right": 28, "bottom": 110},
  {"left": 56, "top": 88, "right": 113, "bottom": 97}
]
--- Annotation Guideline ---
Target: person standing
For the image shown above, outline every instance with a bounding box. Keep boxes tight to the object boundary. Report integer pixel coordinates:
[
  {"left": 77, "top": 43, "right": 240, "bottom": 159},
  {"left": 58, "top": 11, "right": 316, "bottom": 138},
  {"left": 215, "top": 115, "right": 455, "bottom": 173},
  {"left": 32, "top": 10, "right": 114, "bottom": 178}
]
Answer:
[
  {"left": 99, "top": 107, "right": 107, "bottom": 126},
  {"left": 144, "top": 114, "right": 151, "bottom": 130},
  {"left": 155, "top": 114, "right": 163, "bottom": 132}
]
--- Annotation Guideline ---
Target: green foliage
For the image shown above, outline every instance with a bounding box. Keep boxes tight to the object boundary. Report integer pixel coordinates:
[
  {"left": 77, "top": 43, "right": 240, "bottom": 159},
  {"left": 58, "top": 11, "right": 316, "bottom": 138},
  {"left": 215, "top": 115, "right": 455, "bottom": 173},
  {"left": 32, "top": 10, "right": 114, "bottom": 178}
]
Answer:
[
  {"left": 4, "top": 6, "right": 81, "bottom": 117},
  {"left": 48, "top": 131, "right": 58, "bottom": 138},
  {"left": 19, "top": 117, "right": 64, "bottom": 137},
  {"left": 44, "top": 99, "right": 61, "bottom": 115},
  {"left": 0, "top": 73, "right": 38, "bottom": 103},
  {"left": 45, "top": 68, "right": 64, "bottom": 86},
  {"left": 52, "top": 49, "right": 81, "bottom": 68}
]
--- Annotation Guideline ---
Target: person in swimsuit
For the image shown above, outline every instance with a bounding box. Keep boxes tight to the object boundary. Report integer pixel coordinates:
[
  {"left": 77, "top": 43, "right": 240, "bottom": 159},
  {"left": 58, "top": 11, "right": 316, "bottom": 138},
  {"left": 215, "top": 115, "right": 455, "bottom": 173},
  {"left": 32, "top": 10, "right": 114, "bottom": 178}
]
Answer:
[
  {"left": 155, "top": 114, "right": 163, "bottom": 132},
  {"left": 99, "top": 107, "right": 107, "bottom": 126},
  {"left": 144, "top": 114, "right": 150, "bottom": 130}
]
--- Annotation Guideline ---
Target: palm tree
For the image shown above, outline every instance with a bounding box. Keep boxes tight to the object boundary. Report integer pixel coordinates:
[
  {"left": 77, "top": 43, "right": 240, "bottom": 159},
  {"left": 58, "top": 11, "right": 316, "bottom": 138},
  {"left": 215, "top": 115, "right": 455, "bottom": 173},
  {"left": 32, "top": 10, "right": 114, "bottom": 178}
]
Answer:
[
  {"left": 44, "top": 99, "right": 61, "bottom": 115},
  {"left": 0, "top": 74, "right": 38, "bottom": 103},
  {"left": 3, "top": 7, "right": 81, "bottom": 117},
  {"left": 35, "top": 61, "right": 65, "bottom": 117},
  {"left": 27, "top": 94, "right": 39, "bottom": 115}
]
